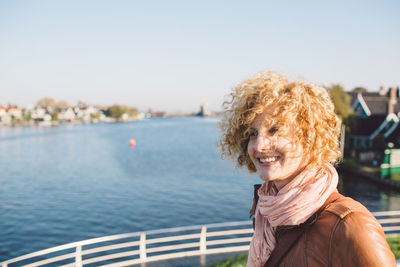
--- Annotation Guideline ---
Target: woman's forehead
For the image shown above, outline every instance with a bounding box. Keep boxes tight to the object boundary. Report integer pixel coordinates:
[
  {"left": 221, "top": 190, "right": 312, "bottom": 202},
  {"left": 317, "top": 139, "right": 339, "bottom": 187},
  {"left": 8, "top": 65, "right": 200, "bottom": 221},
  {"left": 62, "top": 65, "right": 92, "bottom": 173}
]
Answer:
[{"left": 251, "top": 106, "right": 279, "bottom": 126}]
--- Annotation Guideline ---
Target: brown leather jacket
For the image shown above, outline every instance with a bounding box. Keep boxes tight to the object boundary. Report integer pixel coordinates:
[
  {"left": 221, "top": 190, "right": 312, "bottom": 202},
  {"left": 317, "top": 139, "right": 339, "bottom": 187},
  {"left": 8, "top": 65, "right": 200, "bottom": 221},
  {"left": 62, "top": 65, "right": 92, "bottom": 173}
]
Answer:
[{"left": 250, "top": 185, "right": 396, "bottom": 267}]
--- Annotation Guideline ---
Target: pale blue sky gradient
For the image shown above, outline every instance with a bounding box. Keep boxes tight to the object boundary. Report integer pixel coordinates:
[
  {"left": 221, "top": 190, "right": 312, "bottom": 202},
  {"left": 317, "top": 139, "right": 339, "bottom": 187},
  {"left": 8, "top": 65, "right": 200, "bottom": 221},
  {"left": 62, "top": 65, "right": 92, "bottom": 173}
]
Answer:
[{"left": 1, "top": 0, "right": 399, "bottom": 112}]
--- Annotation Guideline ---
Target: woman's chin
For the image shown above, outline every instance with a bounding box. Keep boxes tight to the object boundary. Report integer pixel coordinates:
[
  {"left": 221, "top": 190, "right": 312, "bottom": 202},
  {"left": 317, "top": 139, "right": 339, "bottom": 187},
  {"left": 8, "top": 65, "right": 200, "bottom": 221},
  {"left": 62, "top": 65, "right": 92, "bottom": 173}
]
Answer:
[{"left": 259, "top": 175, "right": 273, "bottom": 183}]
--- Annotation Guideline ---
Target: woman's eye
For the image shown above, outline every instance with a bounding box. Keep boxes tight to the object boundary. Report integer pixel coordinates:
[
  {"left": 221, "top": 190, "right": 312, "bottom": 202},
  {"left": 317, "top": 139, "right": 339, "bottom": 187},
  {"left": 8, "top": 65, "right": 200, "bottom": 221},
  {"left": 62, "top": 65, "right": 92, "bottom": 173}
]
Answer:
[
  {"left": 249, "top": 131, "right": 258, "bottom": 137},
  {"left": 269, "top": 127, "right": 278, "bottom": 134}
]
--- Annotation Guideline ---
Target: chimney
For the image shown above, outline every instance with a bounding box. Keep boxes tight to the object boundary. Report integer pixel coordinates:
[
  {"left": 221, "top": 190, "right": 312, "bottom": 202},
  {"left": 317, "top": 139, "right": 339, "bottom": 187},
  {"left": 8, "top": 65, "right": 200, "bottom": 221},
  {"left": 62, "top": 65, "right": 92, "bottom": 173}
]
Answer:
[
  {"left": 379, "top": 86, "right": 386, "bottom": 96},
  {"left": 388, "top": 87, "right": 397, "bottom": 114}
]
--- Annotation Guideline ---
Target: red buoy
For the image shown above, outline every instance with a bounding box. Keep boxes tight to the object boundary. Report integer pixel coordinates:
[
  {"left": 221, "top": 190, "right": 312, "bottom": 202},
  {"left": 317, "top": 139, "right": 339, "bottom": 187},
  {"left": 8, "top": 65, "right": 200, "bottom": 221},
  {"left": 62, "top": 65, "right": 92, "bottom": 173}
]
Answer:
[{"left": 129, "top": 139, "right": 136, "bottom": 148}]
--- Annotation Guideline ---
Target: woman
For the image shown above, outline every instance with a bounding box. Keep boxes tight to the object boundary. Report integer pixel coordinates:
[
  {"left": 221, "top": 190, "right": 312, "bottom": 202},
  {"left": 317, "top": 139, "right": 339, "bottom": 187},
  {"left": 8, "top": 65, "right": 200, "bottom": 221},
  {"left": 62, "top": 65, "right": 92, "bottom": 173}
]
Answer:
[{"left": 219, "top": 70, "right": 396, "bottom": 267}]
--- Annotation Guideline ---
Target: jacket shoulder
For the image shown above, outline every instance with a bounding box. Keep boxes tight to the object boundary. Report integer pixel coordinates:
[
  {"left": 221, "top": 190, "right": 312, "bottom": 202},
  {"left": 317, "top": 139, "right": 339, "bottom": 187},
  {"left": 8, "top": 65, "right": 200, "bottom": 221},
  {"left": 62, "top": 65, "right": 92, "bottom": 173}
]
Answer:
[
  {"left": 326, "top": 196, "right": 396, "bottom": 267},
  {"left": 324, "top": 194, "right": 371, "bottom": 219}
]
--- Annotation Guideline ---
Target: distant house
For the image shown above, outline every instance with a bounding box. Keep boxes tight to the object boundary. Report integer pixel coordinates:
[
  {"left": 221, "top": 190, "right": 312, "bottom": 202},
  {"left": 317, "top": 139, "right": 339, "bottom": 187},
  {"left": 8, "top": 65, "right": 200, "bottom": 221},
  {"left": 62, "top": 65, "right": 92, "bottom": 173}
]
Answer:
[
  {"left": 0, "top": 106, "right": 9, "bottom": 125},
  {"left": 31, "top": 108, "right": 47, "bottom": 121},
  {"left": 348, "top": 86, "right": 400, "bottom": 164},
  {"left": 0, "top": 106, "right": 7, "bottom": 117},
  {"left": 7, "top": 106, "right": 23, "bottom": 120},
  {"left": 350, "top": 86, "right": 400, "bottom": 117},
  {"left": 58, "top": 108, "right": 76, "bottom": 122},
  {"left": 0, "top": 106, "right": 23, "bottom": 125},
  {"left": 75, "top": 105, "right": 102, "bottom": 123}
]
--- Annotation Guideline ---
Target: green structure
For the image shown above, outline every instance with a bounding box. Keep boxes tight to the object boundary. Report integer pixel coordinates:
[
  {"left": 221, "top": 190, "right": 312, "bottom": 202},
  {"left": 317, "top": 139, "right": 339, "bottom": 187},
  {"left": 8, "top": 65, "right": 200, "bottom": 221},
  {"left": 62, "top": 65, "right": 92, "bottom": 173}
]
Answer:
[{"left": 381, "top": 148, "right": 400, "bottom": 179}]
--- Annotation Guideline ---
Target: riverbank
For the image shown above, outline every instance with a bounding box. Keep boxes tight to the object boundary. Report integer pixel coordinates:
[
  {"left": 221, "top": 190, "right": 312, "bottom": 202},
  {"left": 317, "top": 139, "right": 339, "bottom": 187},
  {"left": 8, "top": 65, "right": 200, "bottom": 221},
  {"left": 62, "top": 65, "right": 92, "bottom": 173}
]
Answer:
[{"left": 338, "top": 159, "right": 400, "bottom": 192}]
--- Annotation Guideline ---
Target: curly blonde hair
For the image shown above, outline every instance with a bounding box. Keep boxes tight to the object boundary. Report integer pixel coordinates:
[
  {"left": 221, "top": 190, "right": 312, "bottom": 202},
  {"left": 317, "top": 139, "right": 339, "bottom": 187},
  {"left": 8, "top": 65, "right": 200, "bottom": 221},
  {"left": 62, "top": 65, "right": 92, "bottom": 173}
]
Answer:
[{"left": 219, "top": 70, "right": 342, "bottom": 172}]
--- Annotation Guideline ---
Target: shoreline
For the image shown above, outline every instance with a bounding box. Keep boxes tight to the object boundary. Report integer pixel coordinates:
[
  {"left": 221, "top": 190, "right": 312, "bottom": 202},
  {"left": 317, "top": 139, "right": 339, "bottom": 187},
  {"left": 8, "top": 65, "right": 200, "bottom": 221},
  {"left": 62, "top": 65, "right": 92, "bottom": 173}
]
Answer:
[
  {"left": 0, "top": 114, "right": 221, "bottom": 128},
  {"left": 338, "top": 162, "right": 400, "bottom": 192}
]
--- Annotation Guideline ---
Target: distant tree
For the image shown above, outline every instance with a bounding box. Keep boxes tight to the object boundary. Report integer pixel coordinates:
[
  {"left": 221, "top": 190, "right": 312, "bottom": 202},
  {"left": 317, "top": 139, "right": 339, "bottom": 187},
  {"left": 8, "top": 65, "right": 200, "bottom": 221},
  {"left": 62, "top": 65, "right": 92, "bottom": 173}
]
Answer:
[
  {"left": 106, "top": 105, "right": 127, "bottom": 119},
  {"left": 352, "top": 87, "right": 368, "bottom": 93},
  {"left": 127, "top": 107, "right": 139, "bottom": 117},
  {"left": 90, "top": 113, "right": 100, "bottom": 120},
  {"left": 36, "top": 97, "right": 56, "bottom": 109},
  {"left": 55, "top": 100, "right": 71, "bottom": 112},
  {"left": 24, "top": 111, "right": 32, "bottom": 121},
  {"left": 105, "top": 105, "right": 139, "bottom": 120},
  {"left": 326, "top": 84, "right": 353, "bottom": 121},
  {"left": 52, "top": 113, "right": 59, "bottom": 121},
  {"left": 326, "top": 84, "right": 357, "bottom": 156}
]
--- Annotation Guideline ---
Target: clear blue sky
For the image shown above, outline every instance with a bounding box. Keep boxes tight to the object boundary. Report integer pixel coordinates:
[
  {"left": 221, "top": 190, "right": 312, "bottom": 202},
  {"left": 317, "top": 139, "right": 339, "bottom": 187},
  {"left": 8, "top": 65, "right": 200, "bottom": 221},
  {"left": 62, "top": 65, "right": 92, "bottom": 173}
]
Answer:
[{"left": 1, "top": 0, "right": 399, "bottom": 112}]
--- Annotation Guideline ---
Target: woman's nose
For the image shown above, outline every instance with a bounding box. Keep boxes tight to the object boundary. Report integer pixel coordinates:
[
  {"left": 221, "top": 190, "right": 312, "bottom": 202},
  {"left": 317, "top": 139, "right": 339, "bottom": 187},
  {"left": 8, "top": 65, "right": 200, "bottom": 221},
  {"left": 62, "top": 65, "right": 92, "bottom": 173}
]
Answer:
[{"left": 254, "top": 134, "right": 273, "bottom": 151}]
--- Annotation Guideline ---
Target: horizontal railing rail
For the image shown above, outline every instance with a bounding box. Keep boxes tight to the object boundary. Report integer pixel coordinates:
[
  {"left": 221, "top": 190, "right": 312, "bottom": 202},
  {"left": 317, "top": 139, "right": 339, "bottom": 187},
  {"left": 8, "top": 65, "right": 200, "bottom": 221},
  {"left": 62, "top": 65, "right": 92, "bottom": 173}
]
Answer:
[
  {"left": 373, "top": 210, "right": 400, "bottom": 235},
  {"left": 2, "top": 211, "right": 400, "bottom": 267}
]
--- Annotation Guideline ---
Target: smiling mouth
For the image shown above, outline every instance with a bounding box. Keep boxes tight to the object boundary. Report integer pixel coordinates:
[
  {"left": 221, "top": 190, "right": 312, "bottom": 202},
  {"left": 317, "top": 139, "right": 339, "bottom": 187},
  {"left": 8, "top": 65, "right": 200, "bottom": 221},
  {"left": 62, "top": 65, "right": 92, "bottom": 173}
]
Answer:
[{"left": 257, "top": 156, "right": 281, "bottom": 164}]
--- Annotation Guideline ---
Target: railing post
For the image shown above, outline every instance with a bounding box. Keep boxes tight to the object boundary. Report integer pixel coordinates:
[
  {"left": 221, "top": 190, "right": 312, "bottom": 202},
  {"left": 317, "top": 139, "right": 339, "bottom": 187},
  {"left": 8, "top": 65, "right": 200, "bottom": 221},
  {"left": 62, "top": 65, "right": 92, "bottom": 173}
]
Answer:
[
  {"left": 139, "top": 233, "right": 147, "bottom": 262},
  {"left": 75, "top": 245, "right": 82, "bottom": 267},
  {"left": 200, "top": 226, "right": 207, "bottom": 253}
]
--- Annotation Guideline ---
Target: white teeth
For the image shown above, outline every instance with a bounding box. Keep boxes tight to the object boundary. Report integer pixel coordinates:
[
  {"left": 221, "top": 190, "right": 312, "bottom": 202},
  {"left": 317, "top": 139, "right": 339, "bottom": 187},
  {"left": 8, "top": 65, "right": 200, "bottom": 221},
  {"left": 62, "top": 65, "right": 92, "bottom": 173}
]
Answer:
[{"left": 259, "top": 157, "right": 278, "bottom": 163}]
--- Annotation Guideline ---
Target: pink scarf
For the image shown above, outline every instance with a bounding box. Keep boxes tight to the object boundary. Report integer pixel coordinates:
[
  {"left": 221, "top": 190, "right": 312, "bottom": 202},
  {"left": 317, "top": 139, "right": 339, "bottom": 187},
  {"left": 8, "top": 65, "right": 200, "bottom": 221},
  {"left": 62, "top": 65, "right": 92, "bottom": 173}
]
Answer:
[{"left": 247, "top": 164, "right": 338, "bottom": 267}]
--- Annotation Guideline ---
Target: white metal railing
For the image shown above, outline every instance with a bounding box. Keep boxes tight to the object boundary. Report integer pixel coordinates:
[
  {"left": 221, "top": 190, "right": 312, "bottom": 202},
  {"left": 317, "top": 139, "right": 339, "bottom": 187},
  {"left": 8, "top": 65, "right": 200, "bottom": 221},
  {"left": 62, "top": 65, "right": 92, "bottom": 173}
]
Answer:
[
  {"left": 374, "top": 210, "right": 400, "bottom": 235},
  {"left": 2, "top": 211, "right": 400, "bottom": 267},
  {"left": 0, "top": 221, "right": 252, "bottom": 267}
]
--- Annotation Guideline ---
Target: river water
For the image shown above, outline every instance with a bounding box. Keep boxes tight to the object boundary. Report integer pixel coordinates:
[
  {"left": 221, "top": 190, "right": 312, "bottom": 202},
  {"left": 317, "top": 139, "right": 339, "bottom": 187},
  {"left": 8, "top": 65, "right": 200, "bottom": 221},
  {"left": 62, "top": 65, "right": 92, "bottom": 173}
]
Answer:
[{"left": 1, "top": 117, "right": 400, "bottom": 261}]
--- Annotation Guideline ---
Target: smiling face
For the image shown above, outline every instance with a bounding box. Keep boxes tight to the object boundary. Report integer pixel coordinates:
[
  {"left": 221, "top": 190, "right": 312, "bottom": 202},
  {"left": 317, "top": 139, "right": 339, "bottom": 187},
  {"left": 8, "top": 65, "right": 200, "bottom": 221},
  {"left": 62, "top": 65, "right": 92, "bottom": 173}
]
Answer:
[{"left": 247, "top": 107, "right": 307, "bottom": 190}]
